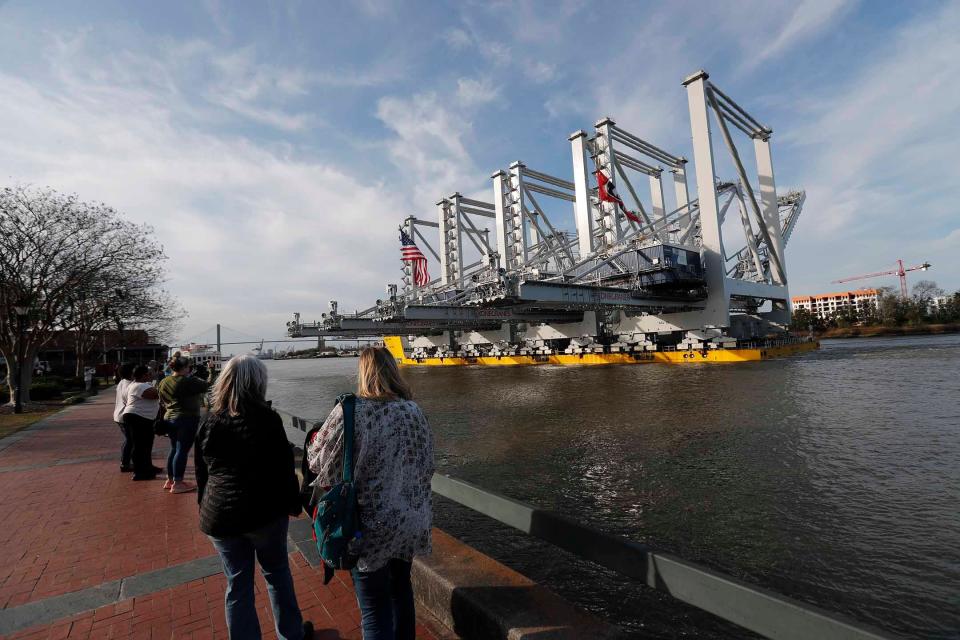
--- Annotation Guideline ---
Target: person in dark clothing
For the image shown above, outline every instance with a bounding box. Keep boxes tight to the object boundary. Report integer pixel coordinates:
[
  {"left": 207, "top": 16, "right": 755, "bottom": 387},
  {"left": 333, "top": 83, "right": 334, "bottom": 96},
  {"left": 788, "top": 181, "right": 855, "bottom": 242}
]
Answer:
[
  {"left": 122, "top": 365, "right": 161, "bottom": 480},
  {"left": 113, "top": 363, "right": 135, "bottom": 472},
  {"left": 195, "top": 354, "right": 310, "bottom": 640}
]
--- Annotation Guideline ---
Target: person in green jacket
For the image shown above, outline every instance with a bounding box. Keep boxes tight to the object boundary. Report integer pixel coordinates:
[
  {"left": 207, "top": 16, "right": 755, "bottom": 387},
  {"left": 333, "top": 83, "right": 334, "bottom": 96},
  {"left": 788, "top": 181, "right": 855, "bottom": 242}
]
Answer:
[{"left": 158, "top": 355, "right": 212, "bottom": 494}]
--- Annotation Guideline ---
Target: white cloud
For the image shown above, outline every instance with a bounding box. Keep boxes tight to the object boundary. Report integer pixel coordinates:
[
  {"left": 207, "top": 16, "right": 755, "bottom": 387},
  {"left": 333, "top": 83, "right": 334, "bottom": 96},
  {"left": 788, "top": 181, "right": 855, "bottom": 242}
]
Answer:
[
  {"left": 440, "top": 24, "right": 510, "bottom": 66},
  {"left": 750, "top": 0, "right": 856, "bottom": 68},
  {"left": 204, "top": 49, "right": 318, "bottom": 131},
  {"left": 443, "top": 28, "right": 472, "bottom": 50},
  {"left": 932, "top": 228, "right": 960, "bottom": 253},
  {"left": 456, "top": 76, "right": 500, "bottom": 107},
  {"left": 376, "top": 91, "right": 482, "bottom": 207},
  {"left": 0, "top": 33, "right": 407, "bottom": 342},
  {"left": 479, "top": 41, "right": 511, "bottom": 66},
  {"left": 524, "top": 60, "right": 556, "bottom": 84},
  {"left": 201, "top": 0, "right": 231, "bottom": 36},
  {"left": 783, "top": 1, "right": 960, "bottom": 292}
]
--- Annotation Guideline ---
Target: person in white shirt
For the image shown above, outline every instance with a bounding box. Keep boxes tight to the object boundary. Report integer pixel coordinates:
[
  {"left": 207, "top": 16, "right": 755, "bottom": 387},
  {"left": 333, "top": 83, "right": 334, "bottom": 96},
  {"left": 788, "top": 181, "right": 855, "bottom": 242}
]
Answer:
[
  {"left": 123, "top": 365, "right": 161, "bottom": 480},
  {"left": 113, "top": 363, "right": 135, "bottom": 472}
]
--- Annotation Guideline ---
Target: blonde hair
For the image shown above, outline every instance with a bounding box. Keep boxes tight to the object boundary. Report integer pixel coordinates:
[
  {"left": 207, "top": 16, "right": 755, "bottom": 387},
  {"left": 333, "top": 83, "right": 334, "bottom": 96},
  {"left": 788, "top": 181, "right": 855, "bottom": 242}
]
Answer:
[
  {"left": 357, "top": 346, "right": 412, "bottom": 401},
  {"left": 211, "top": 354, "right": 268, "bottom": 416}
]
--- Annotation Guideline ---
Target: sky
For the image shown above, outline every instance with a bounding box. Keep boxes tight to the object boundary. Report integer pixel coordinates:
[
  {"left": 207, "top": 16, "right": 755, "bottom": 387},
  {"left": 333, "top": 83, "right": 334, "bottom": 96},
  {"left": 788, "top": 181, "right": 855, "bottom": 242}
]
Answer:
[{"left": 1, "top": 0, "right": 958, "bottom": 349}]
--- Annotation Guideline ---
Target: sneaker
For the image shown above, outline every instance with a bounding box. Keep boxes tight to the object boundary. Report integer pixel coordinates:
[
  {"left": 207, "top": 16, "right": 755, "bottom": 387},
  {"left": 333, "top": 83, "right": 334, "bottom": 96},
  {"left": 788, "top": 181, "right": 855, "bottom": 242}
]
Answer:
[
  {"left": 162, "top": 479, "right": 174, "bottom": 490},
  {"left": 302, "top": 621, "right": 313, "bottom": 640},
  {"left": 170, "top": 481, "right": 197, "bottom": 494}
]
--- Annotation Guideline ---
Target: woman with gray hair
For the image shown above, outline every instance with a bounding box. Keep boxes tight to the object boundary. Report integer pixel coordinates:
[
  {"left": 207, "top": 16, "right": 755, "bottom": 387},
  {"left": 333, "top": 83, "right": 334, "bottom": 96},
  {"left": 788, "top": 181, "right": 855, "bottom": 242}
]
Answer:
[{"left": 195, "top": 355, "right": 311, "bottom": 640}]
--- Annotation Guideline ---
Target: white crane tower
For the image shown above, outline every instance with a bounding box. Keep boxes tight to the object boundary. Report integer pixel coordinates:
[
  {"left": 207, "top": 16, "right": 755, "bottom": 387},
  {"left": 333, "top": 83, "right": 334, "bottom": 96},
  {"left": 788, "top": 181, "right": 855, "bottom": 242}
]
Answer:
[{"left": 289, "top": 70, "right": 807, "bottom": 357}]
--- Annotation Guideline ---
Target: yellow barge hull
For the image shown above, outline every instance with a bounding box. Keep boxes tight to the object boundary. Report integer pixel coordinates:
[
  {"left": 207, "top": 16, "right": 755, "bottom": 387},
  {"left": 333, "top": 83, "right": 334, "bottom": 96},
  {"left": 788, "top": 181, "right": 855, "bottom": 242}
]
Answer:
[{"left": 384, "top": 336, "right": 819, "bottom": 367}]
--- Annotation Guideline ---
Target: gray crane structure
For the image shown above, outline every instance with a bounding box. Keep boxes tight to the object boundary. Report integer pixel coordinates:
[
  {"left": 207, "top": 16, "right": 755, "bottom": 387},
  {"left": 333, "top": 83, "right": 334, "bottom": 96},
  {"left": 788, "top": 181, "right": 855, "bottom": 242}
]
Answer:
[{"left": 287, "top": 71, "right": 807, "bottom": 357}]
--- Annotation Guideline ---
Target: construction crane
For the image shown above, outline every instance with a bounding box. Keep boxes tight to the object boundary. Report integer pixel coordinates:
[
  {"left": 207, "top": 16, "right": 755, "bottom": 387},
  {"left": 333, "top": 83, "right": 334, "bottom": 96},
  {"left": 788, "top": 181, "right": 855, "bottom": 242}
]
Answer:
[{"left": 832, "top": 260, "right": 932, "bottom": 298}]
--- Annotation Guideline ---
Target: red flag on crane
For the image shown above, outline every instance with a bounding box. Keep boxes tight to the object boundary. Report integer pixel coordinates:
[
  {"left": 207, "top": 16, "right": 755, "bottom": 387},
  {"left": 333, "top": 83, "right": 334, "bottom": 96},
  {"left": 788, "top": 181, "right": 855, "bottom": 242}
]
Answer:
[{"left": 595, "top": 169, "right": 642, "bottom": 224}]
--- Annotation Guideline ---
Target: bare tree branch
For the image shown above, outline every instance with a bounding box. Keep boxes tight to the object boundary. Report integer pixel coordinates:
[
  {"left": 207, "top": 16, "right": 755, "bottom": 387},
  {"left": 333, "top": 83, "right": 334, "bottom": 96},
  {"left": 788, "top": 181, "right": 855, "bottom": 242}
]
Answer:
[{"left": 1, "top": 185, "right": 183, "bottom": 403}]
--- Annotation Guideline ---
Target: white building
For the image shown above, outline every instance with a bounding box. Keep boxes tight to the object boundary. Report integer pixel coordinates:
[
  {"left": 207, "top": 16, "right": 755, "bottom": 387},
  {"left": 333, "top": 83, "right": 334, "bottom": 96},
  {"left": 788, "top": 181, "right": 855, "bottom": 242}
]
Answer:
[
  {"left": 792, "top": 289, "right": 879, "bottom": 321},
  {"left": 929, "top": 295, "right": 950, "bottom": 314}
]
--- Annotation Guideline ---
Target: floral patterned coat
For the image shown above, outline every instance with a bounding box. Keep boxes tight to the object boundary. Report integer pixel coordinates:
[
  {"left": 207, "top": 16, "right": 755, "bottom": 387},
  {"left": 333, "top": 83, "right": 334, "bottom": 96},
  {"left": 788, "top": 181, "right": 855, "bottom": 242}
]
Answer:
[{"left": 306, "top": 397, "right": 434, "bottom": 572}]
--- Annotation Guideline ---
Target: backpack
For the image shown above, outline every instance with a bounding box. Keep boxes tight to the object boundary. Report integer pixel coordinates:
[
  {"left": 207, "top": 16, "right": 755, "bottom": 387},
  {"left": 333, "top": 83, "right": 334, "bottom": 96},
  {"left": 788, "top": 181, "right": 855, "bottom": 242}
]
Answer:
[{"left": 300, "top": 393, "right": 361, "bottom": 584}]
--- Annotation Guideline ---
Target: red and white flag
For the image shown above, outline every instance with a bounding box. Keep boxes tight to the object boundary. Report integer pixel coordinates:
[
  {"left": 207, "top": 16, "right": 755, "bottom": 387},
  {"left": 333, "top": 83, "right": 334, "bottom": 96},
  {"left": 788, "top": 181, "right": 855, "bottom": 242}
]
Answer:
[{"left": 595, "top": 169, "right": 642, "bottom": 224}]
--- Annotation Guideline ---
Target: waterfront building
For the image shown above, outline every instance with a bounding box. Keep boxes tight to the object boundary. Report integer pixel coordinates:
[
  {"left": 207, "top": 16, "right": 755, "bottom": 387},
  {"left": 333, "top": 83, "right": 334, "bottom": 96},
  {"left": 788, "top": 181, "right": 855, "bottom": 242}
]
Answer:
[
  {"left": 170, "top": 343, "right": 224, "bottom": 371},
  {"left": 792, "top": 289, "right": 879, "bottom": 321},
  {"left": 21, "top": 329, "right": 169, "bottom": 377}
]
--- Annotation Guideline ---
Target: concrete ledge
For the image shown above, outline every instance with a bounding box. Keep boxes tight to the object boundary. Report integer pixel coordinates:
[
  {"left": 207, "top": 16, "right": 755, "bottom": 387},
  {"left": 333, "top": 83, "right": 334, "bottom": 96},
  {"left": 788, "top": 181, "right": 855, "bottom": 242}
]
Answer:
[{"left": 413, "top": 529, "right": 624, "bottom": 640}]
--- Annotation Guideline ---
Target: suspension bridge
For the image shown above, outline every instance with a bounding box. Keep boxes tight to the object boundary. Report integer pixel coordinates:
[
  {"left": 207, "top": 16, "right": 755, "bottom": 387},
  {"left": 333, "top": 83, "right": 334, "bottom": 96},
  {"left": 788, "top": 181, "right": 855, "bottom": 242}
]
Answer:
[{"left": 174, "top": 324, "right": 381, "bottom": 357}]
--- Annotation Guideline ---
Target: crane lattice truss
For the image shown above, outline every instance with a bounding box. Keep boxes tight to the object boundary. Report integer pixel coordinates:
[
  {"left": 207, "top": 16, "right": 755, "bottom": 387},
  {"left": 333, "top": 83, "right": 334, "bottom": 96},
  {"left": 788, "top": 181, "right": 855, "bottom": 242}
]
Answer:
[
  {"left": 290, "top": 70, "right": 807, "bottom": 353},
  {"left": 832, "top": 260, "right": 932, "bottom": 299}
]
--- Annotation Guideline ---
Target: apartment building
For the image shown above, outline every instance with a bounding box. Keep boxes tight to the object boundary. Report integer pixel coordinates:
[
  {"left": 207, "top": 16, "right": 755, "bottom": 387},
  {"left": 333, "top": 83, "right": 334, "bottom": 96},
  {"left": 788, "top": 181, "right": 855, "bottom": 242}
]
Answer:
[
  {"left": 929, "top": 295, "right": 950, "bottom": 314},
  {"left": 792, "top": 289, "right": 879, "bottom": 320}
]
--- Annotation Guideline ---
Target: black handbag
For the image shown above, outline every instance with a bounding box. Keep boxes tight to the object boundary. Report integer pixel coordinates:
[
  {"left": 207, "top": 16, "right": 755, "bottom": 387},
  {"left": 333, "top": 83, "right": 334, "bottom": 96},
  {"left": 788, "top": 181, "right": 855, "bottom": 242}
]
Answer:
[{"left": 152, "top": 405, "right": 168, "bottom": 436}]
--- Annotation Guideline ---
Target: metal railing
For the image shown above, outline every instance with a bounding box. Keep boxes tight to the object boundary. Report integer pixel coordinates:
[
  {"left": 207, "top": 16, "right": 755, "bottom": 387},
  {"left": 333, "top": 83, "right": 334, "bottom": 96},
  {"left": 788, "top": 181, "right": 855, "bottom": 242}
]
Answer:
[{"left": 278, "top": 409, "right": 898, "bottom": 640}]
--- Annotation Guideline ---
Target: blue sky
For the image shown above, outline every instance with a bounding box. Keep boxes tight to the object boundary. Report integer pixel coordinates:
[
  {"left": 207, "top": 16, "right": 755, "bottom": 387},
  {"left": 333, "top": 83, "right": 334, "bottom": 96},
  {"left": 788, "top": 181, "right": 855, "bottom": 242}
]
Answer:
[{"left": 1, "top": 0, "right": 958, "bottom": 346}]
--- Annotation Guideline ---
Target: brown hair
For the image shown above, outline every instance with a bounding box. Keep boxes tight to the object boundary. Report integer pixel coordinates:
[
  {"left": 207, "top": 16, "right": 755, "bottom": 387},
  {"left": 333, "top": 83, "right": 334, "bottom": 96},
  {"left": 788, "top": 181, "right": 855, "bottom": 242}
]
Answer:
[
  {"left": 168, "top": 356, "right": 190, "bottom": 372},
  {"left": 357, "top": 346, "right": 412, "bottom": 401}
]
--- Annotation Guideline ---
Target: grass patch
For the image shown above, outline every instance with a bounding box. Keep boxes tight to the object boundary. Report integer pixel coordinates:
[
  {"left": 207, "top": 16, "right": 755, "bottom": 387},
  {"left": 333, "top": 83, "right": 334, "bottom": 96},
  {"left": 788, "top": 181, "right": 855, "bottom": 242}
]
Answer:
[{"left": 0, "top": 407, "right": 59, "bottom": 440}]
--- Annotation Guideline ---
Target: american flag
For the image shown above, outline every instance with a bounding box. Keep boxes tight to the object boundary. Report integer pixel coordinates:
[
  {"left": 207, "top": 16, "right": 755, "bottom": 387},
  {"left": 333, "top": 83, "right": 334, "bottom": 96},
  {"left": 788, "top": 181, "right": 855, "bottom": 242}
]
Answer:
[{"left": 400, "top": 228, "right": 430, "bottom": 287}]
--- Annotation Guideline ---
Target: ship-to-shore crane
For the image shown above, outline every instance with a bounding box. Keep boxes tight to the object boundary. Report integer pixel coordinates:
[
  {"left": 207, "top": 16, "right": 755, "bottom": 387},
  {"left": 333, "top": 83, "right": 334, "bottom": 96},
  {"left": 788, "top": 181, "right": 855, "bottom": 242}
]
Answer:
[
  {"left": 832, "top": 260, "right": 932, "bottom": 298},
  {"left": 287, "top": 69, "right": 820, "bottom": 363}
]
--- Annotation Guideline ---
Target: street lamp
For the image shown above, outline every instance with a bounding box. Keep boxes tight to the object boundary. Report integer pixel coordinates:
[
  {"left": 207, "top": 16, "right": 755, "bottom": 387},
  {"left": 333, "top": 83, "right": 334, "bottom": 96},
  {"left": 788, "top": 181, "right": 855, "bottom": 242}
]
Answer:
[{"left": 12, "top": 304, "right": 30, "bottom": 414}]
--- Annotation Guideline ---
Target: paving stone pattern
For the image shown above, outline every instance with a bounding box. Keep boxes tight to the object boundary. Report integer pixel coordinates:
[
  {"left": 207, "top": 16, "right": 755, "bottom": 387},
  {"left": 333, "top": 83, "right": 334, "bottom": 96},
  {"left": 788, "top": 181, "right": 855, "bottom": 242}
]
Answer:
[{"left": 0, "top": 392, "right": 444, "bottom": 639}]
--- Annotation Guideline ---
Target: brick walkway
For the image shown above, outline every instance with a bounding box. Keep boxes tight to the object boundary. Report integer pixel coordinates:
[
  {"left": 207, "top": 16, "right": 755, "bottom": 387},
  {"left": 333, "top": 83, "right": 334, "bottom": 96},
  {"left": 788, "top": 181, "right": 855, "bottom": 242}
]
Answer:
[{"left": 0, "top": 392, "right": 447, "bottom": 640}]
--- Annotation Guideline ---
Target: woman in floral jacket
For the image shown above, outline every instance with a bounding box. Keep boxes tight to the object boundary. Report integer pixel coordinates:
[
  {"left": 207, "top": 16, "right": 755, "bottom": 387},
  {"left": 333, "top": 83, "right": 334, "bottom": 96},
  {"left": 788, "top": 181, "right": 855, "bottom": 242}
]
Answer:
[{"left": 307, "top": 347, "right": 434, "bottom": 640}]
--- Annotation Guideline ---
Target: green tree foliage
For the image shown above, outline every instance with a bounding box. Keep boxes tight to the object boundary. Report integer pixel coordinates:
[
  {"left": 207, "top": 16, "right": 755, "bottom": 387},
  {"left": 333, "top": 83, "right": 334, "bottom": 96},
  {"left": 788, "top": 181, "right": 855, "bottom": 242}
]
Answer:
[{"left": 790, "top": 308, "right": 825, "bottom": 332}]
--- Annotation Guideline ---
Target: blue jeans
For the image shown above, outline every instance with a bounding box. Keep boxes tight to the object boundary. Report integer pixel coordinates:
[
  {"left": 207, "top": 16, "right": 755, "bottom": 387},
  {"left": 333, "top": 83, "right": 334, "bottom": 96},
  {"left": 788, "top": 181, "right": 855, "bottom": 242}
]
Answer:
[
  {"left": 352, "top": 559, "right": 415, "bottom": 640},
  {"left": 165, "top": 416, "right": 199, "bottom": 481},
  {"left": 209, "top": 517, "right": 304, "bottom": 640}
]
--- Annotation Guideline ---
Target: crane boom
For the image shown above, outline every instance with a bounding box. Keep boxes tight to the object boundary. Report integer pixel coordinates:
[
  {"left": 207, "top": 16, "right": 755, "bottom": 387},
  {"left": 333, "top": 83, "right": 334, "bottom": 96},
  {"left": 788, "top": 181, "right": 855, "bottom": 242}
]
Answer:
[
  {"left": 832, "top": 260, "right": 931, "bottom": 298},
  {"left": 833, "top": 268, "right": 900, "bottom": 283}
]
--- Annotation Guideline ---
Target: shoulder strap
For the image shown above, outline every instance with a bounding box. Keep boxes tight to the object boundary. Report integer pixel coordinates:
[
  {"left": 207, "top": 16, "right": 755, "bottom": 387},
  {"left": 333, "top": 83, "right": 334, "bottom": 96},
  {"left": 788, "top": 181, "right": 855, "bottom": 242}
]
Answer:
[{"left": 337, "top": 393, "right": 356, "bottom": 483}]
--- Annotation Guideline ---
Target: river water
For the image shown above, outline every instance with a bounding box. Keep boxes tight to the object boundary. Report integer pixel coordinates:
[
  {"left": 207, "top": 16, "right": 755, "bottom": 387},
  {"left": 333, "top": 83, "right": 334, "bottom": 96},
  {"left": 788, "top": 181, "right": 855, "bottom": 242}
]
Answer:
[{"left": 265, "top": 335, "right": 960, "bottom": 639}]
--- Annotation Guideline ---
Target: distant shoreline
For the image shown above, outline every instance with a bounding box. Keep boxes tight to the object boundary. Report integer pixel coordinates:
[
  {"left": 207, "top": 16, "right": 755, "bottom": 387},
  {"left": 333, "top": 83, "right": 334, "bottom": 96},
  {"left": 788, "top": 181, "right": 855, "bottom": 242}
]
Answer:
[{"left": 815, "top": 324, "right": 960, "bottom": 339}]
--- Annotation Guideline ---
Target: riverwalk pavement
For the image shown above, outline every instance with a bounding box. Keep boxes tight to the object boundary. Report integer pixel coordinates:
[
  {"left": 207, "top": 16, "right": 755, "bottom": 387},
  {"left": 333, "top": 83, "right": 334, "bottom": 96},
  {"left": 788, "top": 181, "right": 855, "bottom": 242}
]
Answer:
[{"left": 0, "top": 391, "right": 449, "bottom": 640}]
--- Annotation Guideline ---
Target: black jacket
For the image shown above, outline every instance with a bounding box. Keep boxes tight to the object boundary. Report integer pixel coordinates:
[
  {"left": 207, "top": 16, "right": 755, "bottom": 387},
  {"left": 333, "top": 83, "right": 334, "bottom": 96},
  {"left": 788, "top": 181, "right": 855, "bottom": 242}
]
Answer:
[{"left": 195, "top": 402, "right": 302, "bottom": 537}]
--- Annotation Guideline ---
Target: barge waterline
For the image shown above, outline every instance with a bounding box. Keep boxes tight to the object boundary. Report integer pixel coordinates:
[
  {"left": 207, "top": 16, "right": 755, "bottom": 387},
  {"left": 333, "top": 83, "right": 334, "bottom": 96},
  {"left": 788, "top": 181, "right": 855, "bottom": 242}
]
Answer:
[{"left": 384, "top": 335, "right": 820, "bottom": 367}]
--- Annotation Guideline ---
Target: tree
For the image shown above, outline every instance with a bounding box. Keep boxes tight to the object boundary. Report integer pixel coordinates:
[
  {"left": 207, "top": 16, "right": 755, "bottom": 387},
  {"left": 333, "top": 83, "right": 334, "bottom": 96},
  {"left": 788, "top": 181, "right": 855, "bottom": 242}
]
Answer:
[
  {"left": 832, "top": 305, "right": 859, "bottom": 328},
  {"left": 790, "top": 307, "right": 824, "bottom": 333},
  {"left": 910, "top": 279, "right": 944, "bottom": 321},
  {"left": 61, "top": 270, "right": 185, "bottom": 376},
  {"left": 874, "top": 287, "right": 904, "bottom": 326},
  {"left": 912, "top": 279, "right": 944, "bottom": 303},
  {"left": 0, "top": 185, "right": 180, "bottom": 404}
]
